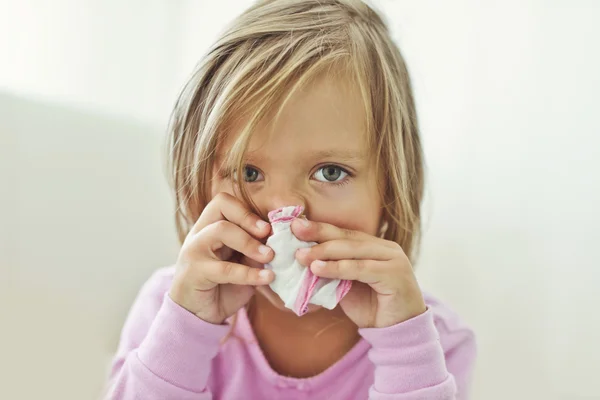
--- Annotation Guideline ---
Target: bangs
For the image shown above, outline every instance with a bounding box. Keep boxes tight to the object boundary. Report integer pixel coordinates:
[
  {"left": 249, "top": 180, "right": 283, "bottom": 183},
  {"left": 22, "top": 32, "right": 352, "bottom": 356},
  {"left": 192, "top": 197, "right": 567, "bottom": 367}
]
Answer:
[{"left": 168, "top": 0, "right": 423, "bottom": 259}]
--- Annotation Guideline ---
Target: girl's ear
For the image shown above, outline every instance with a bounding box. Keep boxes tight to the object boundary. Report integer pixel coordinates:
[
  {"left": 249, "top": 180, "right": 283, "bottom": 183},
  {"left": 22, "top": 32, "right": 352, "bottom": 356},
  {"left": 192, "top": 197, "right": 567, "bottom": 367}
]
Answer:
[{"left": 378, "top": 220, "right": 389, "bottom": 239}]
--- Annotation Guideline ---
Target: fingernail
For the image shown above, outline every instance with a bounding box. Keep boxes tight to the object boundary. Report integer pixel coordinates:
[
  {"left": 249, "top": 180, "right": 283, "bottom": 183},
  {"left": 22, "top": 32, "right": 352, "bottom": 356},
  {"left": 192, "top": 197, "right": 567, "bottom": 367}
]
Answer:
[
  {"left": 258, "top": 245, "right": 271, "bottom": 255},
  {"left": 312, "top": 260, "right": 326, "bottom": 269},
  {"left": 259, "top": 269, "right": 272, "bottom": 279},
  {"left": 256, "top": 220, "right": 269, "bottom": 230},
  {"left": 295, "top": 218, "right": 310, "bottom": 228}
]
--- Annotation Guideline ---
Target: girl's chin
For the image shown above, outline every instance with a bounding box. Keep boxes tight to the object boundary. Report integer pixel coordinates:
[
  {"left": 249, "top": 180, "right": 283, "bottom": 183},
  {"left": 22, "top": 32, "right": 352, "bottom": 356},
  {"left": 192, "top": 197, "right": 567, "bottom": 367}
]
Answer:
[{"left": 255, "top": 286, "right": 323, "bottom": 315}]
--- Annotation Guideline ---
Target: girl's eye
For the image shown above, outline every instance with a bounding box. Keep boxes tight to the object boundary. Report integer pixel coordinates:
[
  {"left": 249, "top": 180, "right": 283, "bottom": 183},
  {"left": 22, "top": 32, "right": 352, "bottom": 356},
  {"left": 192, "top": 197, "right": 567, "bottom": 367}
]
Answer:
[
  {"left": 313, "top": 165, "right": 348, "bottom": 182},
  {"left": 223, "top": 165, "right": 263, "bottom": 183},
  {"left": 241, "top": 166, "right": 262, "bottom": 182}
]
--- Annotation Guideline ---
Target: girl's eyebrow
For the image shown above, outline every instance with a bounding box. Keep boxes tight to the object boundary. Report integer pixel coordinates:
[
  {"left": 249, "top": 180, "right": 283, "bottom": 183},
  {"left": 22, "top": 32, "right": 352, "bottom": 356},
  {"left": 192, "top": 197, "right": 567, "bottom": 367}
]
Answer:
[
  {"left": 306, "top": 149, "right": 366, "bottom": 162},
  {"left": 215, "top": 149, "right": 366, "bottom": 165},
  {"left": 244, "top": 149, "right": 366, "bottom": 163}
]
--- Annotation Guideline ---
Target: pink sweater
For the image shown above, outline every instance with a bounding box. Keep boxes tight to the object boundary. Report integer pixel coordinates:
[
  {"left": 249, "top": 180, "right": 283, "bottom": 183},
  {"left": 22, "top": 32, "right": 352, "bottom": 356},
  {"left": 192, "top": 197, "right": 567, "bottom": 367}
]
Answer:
[{"left": 107, "top": 267, "right": 476, "bottom": 399}]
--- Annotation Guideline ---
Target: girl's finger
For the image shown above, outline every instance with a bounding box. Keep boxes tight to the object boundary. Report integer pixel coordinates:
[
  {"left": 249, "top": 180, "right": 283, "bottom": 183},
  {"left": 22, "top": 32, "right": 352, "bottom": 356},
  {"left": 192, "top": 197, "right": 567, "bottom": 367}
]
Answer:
[
  {"left": 295, "top": 239, "right": 400, "bottom": 267},
  {"left": 291, "top": 219, "right": 397, "bottom": 249},
  {"left": 190, "top": 192, "right": 270, "bottom": 239},
  {"left": 309, "top": 258, "right": 392, "bottom": 285},
  {"left": 204, "top": 260, "right": 274, "bottom": 286},
  {"left": 191, "top": 220, "right": 274, "bottom": 264}
]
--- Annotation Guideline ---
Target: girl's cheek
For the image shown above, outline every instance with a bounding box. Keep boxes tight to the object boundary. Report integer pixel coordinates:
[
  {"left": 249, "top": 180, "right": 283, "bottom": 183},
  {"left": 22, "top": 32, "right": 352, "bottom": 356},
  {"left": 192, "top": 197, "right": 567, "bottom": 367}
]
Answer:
[
  {"left": 310, "top": 189, "right": 380, "bottom": 234},
  {"left": 314, "top": 180, "right": 355, "bottom": 197},
  {"left": 211, "top": 174, "right": 237, "bottom": 198}
]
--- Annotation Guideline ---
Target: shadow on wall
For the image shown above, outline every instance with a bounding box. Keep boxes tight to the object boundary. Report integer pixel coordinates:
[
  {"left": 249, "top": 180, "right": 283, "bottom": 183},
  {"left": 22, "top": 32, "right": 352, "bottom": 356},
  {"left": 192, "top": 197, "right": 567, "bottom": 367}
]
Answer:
[{"left": 0, "top": 92, "right": 179, "bottom": 400}]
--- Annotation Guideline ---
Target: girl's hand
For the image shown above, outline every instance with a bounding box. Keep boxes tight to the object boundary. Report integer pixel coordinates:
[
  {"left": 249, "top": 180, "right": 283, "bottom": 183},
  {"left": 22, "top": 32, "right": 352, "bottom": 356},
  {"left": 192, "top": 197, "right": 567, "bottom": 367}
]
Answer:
[
  {"left": 169, "top": 193, "right": 275, "bottom": 325},
  {"left": 292, "top": 219, "right": 426, "bottom": 329}
]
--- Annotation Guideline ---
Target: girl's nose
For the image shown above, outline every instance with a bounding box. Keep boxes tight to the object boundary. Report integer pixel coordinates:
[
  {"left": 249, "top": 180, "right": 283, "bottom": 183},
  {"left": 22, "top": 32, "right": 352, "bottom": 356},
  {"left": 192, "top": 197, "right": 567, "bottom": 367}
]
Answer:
[{"left": 255, "top": 191, "right": 309, "bottom": 221}]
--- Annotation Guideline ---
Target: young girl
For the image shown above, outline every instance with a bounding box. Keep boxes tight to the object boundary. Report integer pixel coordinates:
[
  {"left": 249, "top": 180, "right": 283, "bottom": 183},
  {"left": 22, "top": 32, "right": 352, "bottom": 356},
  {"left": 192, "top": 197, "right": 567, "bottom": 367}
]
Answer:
[{"left": 107, "top": 0, "right": 476, "bottom": 399}]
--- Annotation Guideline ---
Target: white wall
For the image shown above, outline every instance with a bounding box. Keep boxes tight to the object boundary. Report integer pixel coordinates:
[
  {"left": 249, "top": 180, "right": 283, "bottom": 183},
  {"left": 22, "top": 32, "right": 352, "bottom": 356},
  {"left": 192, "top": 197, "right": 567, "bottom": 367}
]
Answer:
[
  {"left": 0, "top": 94, "right": 181, "bottom": 399},
  {"left": 1, "top": 1, "right": 599, "bottom": 399},
  {"left": 395, "top": 2, "right": 600, "bottom": 399}
]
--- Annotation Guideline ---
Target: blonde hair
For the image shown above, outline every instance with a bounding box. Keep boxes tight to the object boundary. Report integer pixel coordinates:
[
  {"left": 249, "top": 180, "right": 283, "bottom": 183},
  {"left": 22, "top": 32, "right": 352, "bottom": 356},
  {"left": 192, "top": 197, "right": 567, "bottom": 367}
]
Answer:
[{"left": 168, "top": 0, "right": 424, "bottom": 260}]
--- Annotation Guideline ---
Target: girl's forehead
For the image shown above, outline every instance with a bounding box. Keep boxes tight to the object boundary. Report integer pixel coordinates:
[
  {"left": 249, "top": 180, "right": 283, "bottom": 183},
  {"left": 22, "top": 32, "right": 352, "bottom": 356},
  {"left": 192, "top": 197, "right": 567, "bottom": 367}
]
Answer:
[
  {"left": 217, "top": 130, "right": 370, "bottom": 167},
  {"left": 219, "top": 73, "right": 370, "bottom": 159}
]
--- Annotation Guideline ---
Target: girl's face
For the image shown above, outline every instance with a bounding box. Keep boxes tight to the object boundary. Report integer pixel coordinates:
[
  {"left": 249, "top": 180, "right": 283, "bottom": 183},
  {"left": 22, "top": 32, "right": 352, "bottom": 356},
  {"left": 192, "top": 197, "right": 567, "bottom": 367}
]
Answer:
[{"left": 211, "top": 73, "right": 383, "bottom": 313}]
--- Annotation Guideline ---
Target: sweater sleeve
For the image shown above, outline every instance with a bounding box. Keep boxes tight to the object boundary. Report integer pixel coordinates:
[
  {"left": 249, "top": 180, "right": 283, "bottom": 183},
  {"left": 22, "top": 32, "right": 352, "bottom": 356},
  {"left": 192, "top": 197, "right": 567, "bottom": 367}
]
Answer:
[
  {"left": 105, "top": 268, "right": 230, "bottom": 400},
  {"left": 359, "top": 300, "right": 476, "bottom": 400}
]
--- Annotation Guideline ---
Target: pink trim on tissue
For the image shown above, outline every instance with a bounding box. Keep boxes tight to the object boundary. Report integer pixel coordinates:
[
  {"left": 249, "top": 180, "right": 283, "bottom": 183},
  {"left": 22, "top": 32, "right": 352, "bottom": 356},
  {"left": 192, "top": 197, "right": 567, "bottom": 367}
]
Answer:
[
  {"left": 336, "top": 279, "right": 352, "bottom": 302},
  {"left": 294, "top": 268, "right": 320, "bottom": 316},
  {"left": 294, "top": 271, "right": 352, "bottom": 316},
  {"left": 268, "top": 205, "right": 304, "bottom": 224}
]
